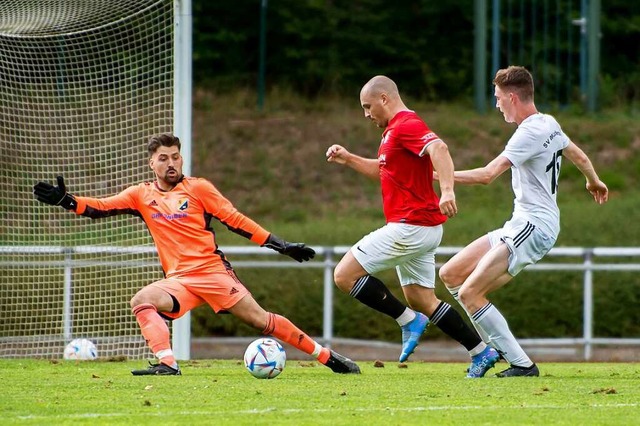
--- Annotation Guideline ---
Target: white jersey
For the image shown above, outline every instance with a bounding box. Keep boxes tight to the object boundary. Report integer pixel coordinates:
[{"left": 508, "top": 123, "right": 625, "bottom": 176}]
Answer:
[{"left": 499, "top": 113, "right": 570, "bottom": 238}]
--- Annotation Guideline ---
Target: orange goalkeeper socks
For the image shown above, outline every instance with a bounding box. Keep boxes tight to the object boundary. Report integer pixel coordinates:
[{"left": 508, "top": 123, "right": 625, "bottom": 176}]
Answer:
[
  {"left": 262, "top": 312, "right": 330, "bottom": 364},
  {"left": 132, "top": 303, "right": 177, "bottom": 368}
]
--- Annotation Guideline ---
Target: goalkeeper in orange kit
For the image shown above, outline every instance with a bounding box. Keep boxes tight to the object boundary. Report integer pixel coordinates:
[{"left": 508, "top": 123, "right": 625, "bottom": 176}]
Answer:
[{"left": 33, "top": 133, "right": 360, "bottom": 375}]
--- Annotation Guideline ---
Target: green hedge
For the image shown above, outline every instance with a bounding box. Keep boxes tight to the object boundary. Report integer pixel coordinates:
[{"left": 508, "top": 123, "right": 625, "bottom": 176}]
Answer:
[{"left": 190, "top": 264, "right": 640, "bottom": 341}]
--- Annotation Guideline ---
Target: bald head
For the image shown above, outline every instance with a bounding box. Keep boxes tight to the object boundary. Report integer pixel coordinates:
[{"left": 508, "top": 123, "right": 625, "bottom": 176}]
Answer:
[
  {"left": 359, "top": 75, "right": 407, "bottom": 128},
  {"left": 361, "top": 75, "right": 400, "bottom": 100}
]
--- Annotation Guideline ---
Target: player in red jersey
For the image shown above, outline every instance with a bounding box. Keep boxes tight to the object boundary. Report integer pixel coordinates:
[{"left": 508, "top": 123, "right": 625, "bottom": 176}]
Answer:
[
  {"left": 326, "top": 76, "right": 500, "bottom": 377},
  {"left": 33, "top": 133, "right": 360, "bottom": 375}
]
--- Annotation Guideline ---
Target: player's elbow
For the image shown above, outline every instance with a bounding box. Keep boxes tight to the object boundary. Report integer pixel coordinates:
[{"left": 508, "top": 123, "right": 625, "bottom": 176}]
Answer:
[
  {"left": 477, "top": 169, "right": 497, "bottom": 185},
  {"left": 429, "top": 140, "right": 451, "bottom": 158}
]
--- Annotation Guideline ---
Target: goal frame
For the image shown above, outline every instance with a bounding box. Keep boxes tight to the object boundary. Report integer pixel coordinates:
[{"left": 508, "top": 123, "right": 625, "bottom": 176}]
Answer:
[{"left": 0, "top": 0, "right": 193, "bottom": 360}]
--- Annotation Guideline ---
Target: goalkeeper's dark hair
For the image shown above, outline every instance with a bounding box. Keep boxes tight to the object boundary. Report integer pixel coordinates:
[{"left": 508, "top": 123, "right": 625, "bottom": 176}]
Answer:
[{"left": 147, "top": 133, "right": 181, "bottom": 156}]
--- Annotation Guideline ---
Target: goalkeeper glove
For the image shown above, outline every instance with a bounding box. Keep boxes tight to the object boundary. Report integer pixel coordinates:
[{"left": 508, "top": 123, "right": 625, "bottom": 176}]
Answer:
[
  {"left": 263, "top": 234, "right": 315, "bottom": 262},
  {"left": 33, "top": 176, "right": 78, "bottom": 211}
]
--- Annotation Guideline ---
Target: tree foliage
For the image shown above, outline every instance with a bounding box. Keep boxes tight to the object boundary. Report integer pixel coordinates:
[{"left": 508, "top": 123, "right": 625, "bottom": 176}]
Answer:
[{"left": 192, "top": 1, "right": 639, "bottom": 104}]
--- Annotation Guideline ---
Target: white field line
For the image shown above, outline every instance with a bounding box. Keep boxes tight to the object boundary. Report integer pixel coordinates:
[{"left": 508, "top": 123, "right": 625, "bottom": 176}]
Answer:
[{"left": 14, "top": 403, "right": 639, "bottom": 420}]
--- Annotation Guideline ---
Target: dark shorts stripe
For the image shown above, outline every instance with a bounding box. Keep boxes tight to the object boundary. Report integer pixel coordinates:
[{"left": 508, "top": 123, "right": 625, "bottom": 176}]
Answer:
[{"left": 514, "top": 222, "right": 535, "bottom": 248}]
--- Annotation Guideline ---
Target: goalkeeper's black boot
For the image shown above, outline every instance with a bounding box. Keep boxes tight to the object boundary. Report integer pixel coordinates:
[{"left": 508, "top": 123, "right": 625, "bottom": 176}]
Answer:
[
  {"left": 131, "top": 361, "right": 181, "bottom": 376},
  {"left": 324, "top": 350, "right": 361, "bottom": 374},
  {"left": 495, "top": 363, "right": 539, "bottom": 378}
]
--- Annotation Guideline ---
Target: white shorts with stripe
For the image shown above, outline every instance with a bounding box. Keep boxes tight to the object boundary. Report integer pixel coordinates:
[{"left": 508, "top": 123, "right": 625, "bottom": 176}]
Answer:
[
  {"left": 350, "top": 222, "right": 443, "bottom": 288},
  {"left": 487, "top": 216, "right": 556, "bottom": 276}
]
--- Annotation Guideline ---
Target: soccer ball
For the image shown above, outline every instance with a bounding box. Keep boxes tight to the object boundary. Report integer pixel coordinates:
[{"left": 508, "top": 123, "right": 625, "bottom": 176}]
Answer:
[
  {"left": 243, "top": 338, "right": 286, "bottom": 379},
  {"left": 63, "top": 338, "right": 98, "bottom": 360}
]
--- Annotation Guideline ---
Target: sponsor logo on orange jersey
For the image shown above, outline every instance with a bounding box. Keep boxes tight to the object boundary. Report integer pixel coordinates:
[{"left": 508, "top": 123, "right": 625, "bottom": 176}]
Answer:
[{"left": 151, "top": 212, "right": 187, "bottom": 220}]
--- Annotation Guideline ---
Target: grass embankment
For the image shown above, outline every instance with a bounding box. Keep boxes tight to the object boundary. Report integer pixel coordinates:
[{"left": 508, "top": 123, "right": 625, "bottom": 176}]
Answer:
[
  {"left": 187, "top": 89, "right": 640, "bottom": 341},
  {"left": 193, "top": 88, "right": 640, "bottom": 247}
]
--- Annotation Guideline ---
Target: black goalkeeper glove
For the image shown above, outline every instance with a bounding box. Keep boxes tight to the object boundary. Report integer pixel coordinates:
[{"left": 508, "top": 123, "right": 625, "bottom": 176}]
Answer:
[
  {"left": 33, "top": 176, "right": 78, "bottom": 211},
  {"left": 263, "top": 234, "right": 315, "bottom": 262}
]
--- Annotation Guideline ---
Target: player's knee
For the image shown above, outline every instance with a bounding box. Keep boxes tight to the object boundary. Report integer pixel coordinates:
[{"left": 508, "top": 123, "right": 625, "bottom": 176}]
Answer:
[
  {"left": 130, "top": 289, "right": 156, "bottom": 310},
  {"left": 333, "top": 266, "right": 354, "bottom": 293},
  {"left": 129, "top": 293, "right": 145, "bottom": 309},
  {"left": 439, "top": 263, "right": 463, "bottom": 288}
]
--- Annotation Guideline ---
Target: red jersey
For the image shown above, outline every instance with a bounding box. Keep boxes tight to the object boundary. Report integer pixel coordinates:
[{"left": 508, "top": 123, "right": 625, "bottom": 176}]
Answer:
[
  {"left": 73, "top": 176, "right": 270, "bottom": 278},
  {"left": 378, "top": 110, "right": 447, "bottom": 226}
]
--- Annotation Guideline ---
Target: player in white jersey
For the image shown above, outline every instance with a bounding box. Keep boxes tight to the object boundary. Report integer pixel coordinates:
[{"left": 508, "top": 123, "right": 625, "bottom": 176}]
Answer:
[{"left": 438, "top": 66, "right": 609, "bottom": 377}]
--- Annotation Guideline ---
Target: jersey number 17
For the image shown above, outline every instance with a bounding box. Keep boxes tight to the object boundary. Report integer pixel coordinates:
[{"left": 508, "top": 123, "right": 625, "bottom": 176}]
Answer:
[{"left": 545, "top": 149, "right": 563, "bottom": 194}]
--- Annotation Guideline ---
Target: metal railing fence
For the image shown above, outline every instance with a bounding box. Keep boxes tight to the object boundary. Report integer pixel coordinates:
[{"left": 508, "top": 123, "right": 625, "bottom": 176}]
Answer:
[{"left": 2, "top": 245, "right": 640, "bottom": 360}]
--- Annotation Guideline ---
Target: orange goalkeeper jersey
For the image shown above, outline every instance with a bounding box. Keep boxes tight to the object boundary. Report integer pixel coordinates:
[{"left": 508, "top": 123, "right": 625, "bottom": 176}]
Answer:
[{"left": 73, "top": 176, "right": 271, "bottom": 277}]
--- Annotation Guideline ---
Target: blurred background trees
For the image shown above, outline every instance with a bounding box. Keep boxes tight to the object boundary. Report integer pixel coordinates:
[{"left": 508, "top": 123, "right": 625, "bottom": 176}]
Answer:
[{"left": 192, "top": 0, "right": 639, "bottom": 107}]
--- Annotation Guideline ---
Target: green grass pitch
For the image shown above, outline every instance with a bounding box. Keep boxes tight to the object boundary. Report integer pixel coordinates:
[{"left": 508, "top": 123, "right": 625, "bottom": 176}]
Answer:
[{"left": 1, "top": 359, "right": 638, "bottom": 425}]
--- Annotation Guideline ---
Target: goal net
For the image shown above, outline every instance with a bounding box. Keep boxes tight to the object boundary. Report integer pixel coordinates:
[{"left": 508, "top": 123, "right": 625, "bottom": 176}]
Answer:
[{"left": 0, "top": 0, "right": 174, "bottom": 359}]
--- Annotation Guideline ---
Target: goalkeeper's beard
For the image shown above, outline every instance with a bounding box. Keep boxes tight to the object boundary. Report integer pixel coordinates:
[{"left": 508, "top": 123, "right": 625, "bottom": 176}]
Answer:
[{"left": 163, "top": 170, "right": 182, "bottom": 185}]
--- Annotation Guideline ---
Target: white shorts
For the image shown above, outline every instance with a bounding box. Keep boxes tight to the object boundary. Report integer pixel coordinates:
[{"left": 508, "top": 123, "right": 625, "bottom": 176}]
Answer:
[
  {"left": 351, "top": 223, "right": 443, "bottom": 288},
  {"left": 488, "top": 217, "right": 556, "bottom": 276}
]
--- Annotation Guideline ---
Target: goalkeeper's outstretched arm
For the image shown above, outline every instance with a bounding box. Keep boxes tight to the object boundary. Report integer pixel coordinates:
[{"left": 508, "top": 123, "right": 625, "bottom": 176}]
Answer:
[{"left": 33, "top": 176, "right": 139, "bottom": 218}]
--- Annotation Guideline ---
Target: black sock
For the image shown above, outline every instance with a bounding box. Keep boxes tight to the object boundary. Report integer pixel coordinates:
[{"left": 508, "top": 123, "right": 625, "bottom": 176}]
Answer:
[
  {"left": 349, "top": 275, "right": 406, "bottom": 319},
  {"left": 430, "top": 301, "right": 482, "bottom": 351}
]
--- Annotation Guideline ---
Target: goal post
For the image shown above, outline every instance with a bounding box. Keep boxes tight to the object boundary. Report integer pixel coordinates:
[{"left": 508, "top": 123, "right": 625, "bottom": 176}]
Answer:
[
  {"left": 0, "top": 0, "right": 192, "bottom": 360},
  {"left": 172, "top": 0, "right": 193, "bottom": 361}
]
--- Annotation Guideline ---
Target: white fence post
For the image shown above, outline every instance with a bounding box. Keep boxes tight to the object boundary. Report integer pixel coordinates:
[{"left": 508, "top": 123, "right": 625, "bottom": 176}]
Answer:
[
  {"left": 322, "top": 247, "right": 335, "bottom": 348},
  {"left": 583, "top": 249, "right": 594, "bottom": 361},
  {"left": 62, "top": 247, "right": 73, "bottom": 343}
]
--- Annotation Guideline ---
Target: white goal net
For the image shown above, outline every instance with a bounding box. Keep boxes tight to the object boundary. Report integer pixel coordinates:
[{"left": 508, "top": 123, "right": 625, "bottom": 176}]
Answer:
[{"left": 0, "top": 0, "right": 174, "bottom": 359}]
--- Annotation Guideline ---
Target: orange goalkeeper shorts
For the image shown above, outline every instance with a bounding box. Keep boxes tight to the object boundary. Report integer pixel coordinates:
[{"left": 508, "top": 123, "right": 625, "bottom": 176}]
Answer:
[{"left": 148, "top": 270, "right": 250, "bottom": 319}]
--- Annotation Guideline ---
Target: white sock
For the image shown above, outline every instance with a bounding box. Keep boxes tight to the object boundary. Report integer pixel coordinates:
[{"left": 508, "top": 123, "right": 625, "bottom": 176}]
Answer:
[
  {"left": 469, "top": 342, "right": 487, "bottom": 357},
  {"left": 395, "top": 308, "right": 416, "bottom": 326},
  {"left": 155, "top": 349, "right": 178, "bottom": 369},
  {"left": 472, "top": 302, "right": 533, "bottom": 367},
  {"left": 447, "top": 285, "right": 492, "bottom": 345},
  {"left": 311, "top": 343, "right": 323, "bottom": 358}
]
